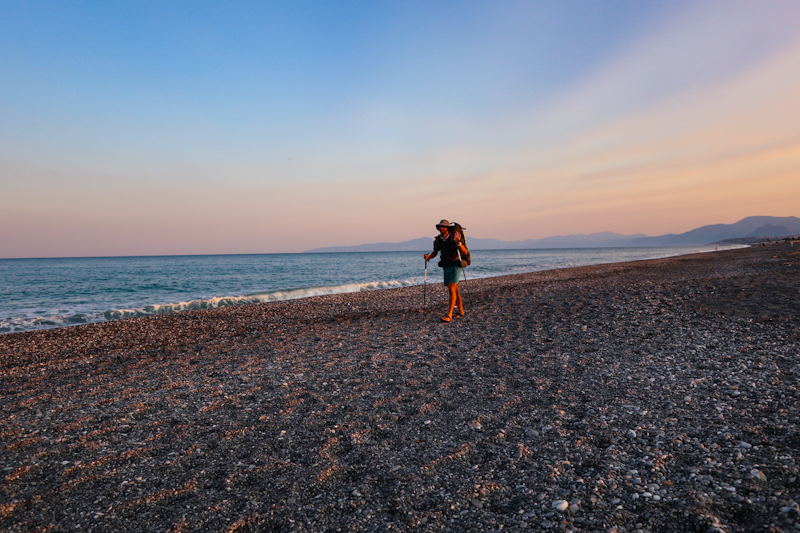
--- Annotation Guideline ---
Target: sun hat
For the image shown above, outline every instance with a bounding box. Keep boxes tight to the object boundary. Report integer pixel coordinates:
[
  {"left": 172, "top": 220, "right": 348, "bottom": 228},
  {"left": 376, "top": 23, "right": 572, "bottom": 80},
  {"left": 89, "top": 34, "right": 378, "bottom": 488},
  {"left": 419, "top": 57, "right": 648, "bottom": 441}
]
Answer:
[{"left": 436, "top": 219, "right": 450, "bottom": 228}]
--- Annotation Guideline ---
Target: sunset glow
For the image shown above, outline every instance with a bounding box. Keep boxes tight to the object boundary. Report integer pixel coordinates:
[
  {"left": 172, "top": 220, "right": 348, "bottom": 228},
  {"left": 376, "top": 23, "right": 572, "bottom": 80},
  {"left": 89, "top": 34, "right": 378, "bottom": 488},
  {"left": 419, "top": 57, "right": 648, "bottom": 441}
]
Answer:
[{"left": 1, "top": 1, "right": 798, "bottom": 257}]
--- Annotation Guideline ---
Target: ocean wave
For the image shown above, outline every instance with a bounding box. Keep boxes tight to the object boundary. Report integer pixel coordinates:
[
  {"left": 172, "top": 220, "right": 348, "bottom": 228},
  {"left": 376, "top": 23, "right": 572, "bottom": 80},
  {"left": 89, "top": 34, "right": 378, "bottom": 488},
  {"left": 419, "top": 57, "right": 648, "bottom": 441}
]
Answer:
[
  {"left": 0, "top": 245, "right": 748, "bottom": 334},
  {"left": 103, "top": 281, "right": 411, "bottom": 320},
  {"left": 0, "top": 279, "right": 418, "bottom": 333}
]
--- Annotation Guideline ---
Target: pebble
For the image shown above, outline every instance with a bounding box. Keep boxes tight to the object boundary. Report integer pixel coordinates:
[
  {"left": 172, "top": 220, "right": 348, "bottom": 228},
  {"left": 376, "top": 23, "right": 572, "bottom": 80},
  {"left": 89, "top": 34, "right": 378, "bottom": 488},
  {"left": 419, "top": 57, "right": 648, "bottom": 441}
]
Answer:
[
  {"left": 1, "top": 245, "right": 797, "bottom": 532},
  {"left": 552, "top": 500, "right": 569, "bottom": 512}
]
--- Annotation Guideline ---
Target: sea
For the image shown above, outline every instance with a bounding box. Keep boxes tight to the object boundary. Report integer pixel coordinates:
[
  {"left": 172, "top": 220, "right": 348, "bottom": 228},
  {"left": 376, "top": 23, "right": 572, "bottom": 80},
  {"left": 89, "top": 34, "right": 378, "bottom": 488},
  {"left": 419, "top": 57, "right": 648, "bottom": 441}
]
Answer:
[{"left": 0, "top": 245, "right": 745, "bottom": 334}]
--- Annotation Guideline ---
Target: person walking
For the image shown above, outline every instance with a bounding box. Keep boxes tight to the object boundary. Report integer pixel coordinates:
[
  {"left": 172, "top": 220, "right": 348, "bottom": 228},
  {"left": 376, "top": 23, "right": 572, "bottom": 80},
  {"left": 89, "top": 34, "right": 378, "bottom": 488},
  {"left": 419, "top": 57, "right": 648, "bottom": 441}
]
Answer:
[{"left": 424, "top": 220, "right": 469, "bottom": 322}]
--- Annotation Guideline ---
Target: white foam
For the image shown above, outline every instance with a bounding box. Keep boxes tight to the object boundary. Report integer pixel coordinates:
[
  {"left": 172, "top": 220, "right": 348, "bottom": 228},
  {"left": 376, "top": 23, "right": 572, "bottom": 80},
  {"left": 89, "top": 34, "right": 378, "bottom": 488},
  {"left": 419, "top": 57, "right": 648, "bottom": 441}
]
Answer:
[
  {"left": 0, "top": 279, "right": 420, "bottom": 333},
  {"left": 102, "top": 280, "right": 419, "bottom": 321}
]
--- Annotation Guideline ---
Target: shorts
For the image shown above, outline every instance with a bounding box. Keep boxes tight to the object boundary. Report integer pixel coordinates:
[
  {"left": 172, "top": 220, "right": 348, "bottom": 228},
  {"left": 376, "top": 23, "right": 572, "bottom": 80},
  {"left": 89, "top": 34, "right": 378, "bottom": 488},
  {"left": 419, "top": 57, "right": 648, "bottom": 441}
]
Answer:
[{"left": 442, "top": 266, "right": 462, "bottom": 286}]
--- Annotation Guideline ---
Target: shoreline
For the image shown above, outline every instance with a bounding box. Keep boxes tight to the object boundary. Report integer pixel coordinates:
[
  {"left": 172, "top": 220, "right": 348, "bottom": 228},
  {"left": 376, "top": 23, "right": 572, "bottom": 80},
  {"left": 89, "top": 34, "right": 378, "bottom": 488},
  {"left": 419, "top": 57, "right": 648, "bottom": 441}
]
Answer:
[
  {"left": 1, "top": 244, "right": 746, "bottom": 335},
  {"left": 1, "top": 245, "right": 798, "bottom": 532}
]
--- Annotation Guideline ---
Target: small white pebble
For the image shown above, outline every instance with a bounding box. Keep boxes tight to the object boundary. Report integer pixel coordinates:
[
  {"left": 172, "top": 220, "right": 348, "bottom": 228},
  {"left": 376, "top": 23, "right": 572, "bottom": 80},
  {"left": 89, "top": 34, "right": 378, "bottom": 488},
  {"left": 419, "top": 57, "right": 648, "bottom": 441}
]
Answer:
[{"left": 552, "top": 500, "right": 568, "bottom": 512}]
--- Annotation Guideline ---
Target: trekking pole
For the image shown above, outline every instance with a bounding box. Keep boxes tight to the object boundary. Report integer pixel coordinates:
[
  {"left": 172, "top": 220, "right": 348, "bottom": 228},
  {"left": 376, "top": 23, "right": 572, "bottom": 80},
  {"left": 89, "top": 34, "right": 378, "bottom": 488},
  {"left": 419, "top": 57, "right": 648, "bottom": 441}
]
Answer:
[
  {"left": 424, "top": 258, "right": 428, "bottom": 308},
  {"left": 457, "top": 248, "right": 467, "bottom": 298},
  {"left": 453, "top": 223, "right": 468, "bottom": 309}
]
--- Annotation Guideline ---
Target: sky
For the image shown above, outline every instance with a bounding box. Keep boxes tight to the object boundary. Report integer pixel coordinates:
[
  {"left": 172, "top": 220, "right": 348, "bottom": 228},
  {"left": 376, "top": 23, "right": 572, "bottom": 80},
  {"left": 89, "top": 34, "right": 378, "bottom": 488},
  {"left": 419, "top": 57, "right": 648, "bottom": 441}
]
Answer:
[{"left": 1, "top": 0, "right": 799, "bottom": 258}]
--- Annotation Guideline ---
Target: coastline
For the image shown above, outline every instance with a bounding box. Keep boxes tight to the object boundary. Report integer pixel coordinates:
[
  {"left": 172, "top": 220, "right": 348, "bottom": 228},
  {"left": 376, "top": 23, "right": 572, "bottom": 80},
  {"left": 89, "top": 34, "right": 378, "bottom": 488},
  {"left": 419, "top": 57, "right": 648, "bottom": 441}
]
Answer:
[
  {"left": 1, "top": 245, "right": 798, "bottom": 531},
  {"left": 0, "top": 244, "right": 744, "bottom": 334}
]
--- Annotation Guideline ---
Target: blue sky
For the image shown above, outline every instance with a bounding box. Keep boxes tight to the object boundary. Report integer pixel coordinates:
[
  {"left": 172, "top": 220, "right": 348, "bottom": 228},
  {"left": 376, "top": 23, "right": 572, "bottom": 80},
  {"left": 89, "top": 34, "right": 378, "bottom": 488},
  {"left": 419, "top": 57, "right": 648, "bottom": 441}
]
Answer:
[{"left": 2, "top": 1, "right": 799, "bottom": 257}]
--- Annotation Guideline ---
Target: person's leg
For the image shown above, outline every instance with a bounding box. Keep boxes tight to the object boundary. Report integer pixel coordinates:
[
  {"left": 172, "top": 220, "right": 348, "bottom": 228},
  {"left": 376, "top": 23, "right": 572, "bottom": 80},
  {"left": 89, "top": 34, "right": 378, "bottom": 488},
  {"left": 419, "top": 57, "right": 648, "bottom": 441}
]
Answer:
[
  {"left": 445, "top": 283, "right": 458, "bottom": 319},
  {"left": 442, "top": 267, "right": 463, "bottom": 322},
  {"left": 455, "top": 284, "right": 464, "bottom": 317}
]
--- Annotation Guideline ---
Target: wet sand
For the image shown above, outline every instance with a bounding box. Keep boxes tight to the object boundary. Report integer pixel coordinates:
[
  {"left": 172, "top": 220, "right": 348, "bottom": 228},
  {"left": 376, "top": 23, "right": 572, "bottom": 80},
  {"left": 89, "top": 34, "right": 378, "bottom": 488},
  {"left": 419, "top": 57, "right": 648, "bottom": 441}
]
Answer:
[{"left": 1, "top": 245, "right": 798, "bottom": 532}]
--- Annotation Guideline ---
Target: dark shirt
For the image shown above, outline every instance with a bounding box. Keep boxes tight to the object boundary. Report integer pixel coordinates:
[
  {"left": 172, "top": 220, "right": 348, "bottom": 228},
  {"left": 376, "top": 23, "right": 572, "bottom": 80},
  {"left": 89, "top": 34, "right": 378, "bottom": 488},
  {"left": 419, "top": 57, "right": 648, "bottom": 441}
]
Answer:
[{"left": 433, "top": 234, "right": 465, "bottom": 267}]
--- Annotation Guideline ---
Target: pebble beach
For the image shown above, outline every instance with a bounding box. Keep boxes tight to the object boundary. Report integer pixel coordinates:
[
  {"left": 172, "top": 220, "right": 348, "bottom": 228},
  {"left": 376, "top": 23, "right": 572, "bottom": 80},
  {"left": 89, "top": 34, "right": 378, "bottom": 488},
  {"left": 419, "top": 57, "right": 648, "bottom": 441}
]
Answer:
[{"left": 1, "top": 244, "right": 798, "bottom": 532}]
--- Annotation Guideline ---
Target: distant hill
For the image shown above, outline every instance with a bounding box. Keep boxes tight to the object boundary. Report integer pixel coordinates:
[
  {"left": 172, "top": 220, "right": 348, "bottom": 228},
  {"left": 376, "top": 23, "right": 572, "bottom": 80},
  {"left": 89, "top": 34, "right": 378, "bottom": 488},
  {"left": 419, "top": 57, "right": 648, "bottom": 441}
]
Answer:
[
  {"left": 626, "top": 216, "right": 800, "bottom": 246},
  {"left": 452, "top": 232, "right": 650, "bottom": 250},
  {"left": 304, "top": 216, "right": 800, "bottom": 252},
  {"left": 304, "top": 238, "right": 433, "bottom": 253}
]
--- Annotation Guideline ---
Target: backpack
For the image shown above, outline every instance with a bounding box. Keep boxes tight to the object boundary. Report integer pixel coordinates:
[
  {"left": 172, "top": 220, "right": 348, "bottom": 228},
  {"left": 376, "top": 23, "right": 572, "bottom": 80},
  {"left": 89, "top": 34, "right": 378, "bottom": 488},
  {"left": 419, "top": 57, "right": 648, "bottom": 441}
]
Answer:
[{"left": 452, "top": 223, "right": 471, "bottom": 267}]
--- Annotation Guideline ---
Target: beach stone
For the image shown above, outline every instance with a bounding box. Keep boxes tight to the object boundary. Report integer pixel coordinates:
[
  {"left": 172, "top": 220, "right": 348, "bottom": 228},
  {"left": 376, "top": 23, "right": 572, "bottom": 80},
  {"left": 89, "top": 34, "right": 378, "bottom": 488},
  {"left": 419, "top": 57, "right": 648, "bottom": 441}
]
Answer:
[
  {"left": 552, "top": 500, "right": 569, "bottom": 512},
  {"left": 2, "top": 244, "right": 798, "bottom": 533}
]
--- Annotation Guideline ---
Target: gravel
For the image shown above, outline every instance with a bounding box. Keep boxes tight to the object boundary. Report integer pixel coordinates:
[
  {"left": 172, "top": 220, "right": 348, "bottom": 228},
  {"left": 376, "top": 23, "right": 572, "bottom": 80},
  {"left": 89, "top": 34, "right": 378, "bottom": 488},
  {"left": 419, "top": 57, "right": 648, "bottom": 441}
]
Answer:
[{"left": 1, "top": 244, "right": 798, "bottom": 532}]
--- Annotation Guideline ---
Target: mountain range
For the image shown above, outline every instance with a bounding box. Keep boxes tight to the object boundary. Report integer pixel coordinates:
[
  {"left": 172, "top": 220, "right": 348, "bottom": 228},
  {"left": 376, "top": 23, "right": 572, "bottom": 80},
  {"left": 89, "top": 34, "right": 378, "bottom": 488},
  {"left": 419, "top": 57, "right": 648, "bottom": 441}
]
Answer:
[{"left": 305, "top": 216, "right": 800, "bottom": 253}]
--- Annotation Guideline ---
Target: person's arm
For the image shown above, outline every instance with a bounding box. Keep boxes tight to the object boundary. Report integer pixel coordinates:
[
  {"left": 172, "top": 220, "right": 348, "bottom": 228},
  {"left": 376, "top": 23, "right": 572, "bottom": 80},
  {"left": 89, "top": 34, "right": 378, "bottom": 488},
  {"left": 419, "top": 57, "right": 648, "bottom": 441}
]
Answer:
[
  {"left": 425, "top": 237, "right": 441, "bottom": 262},
  {"left": 453, "top": 232, "right": 468, "bottom": 255}
]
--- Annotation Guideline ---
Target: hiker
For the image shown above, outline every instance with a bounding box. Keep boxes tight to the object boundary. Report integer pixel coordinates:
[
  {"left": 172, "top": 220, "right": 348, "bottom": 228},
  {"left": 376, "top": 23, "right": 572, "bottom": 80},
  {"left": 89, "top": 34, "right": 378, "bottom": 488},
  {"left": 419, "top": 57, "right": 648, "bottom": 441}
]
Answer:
[{"left": 424, "top": 220, "right": 469, "bottom": 322}]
